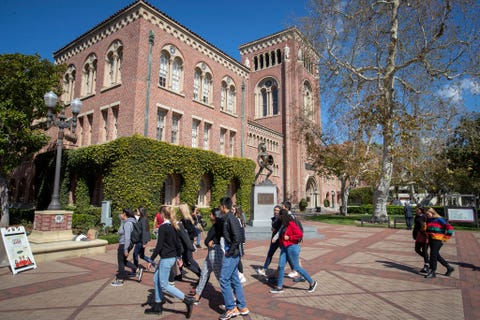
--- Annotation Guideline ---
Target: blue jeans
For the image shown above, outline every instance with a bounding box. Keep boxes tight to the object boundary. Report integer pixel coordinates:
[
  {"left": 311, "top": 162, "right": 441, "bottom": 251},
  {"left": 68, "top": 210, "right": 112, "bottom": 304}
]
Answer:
[
  {"left": 153, "top": 264, "right": 163, "bottom": 303},
  {"left": 263, "top": 239, "right": 279, "bottom": 269},
  {"left": 196, "top": 228, "right": 202, "bottom": 246},
  {"left": 220, "top": 254, "right": 246, "bottom": 311},
  {"left": 133, "top": 242, "right": 154, "bottom": 267},
  {"left": 277, "top": 244, "right": 313, "bottom": 288},
  {"left": 159, "top": 257, "right": 185, "bottom": 300}
]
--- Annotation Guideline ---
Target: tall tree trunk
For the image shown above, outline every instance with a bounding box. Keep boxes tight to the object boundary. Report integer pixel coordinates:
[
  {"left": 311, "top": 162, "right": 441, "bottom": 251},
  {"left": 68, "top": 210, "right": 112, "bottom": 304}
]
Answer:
[
  {"left": 0, "top": 176, "right": 10, "bottom": 226},
  {"left": 373, "top": 0, "right": 399, "bottom": 219},
  {"left": 340, "top": 176, "right": 350, "bottom": 216},
  {"left": 373, "top": 139, "right": 393, "bottom": 219}
]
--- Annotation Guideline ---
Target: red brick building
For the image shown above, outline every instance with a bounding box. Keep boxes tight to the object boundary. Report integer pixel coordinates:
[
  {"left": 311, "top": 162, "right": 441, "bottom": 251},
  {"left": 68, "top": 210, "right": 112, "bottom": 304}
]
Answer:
[{"left": 10, "top": 1, "right": 341, "bottom": 210}]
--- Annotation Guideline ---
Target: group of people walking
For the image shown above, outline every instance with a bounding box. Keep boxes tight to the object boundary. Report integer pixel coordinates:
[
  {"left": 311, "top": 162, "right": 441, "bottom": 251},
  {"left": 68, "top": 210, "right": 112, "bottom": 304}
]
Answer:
[
  {"left": 412, "top": 205, "right": 455, "bottom": 278},
  {"left": 111, "top": 197, "right": 249, "bottom": 320}
]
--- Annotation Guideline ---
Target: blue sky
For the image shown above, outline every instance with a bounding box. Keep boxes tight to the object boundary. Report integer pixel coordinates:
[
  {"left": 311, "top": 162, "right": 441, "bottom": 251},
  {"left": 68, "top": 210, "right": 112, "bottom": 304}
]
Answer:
[
  {"left": 0, "top": 0, "right": 308, "bottom": 62},
  {"left": 0, "top": 0, "right": 476, "bottom": 119}
]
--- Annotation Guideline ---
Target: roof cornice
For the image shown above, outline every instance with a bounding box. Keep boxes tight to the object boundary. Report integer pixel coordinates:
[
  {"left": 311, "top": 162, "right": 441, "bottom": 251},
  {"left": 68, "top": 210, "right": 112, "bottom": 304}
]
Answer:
[{"left": 54, "top": 0, "right": 249, "bottom": 77}]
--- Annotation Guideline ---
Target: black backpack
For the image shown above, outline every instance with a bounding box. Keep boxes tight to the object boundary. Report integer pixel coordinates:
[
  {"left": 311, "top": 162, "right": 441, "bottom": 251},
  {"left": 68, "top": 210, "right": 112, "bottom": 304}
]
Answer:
[
  {"left": 130, "top": 219, "right": 142, "bottom": 244},
  {"left": 293, "top": 217, "right": 304, "bottom": 242}
]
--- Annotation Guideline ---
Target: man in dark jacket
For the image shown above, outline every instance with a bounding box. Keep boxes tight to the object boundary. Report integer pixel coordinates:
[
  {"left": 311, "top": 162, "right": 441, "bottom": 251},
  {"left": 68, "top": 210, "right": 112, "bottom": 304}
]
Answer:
[
  {"left": 218, "top": 197, "right": 249, "bottom": 319},
  {"left": 404, "top": 201, "right": 413, "bottom": 230}
]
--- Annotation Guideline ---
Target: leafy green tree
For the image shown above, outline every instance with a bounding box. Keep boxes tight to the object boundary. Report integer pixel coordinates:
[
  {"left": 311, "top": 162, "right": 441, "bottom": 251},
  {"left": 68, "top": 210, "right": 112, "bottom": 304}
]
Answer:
[
  {"left": 299, "top": 0, "right": 479, "bottom": 218},
  {"left": 445, "top": 112, "right": 480, "bottom": 195},
  {"left": 0, "top": 54, "right": 64, "bottom": 226}
]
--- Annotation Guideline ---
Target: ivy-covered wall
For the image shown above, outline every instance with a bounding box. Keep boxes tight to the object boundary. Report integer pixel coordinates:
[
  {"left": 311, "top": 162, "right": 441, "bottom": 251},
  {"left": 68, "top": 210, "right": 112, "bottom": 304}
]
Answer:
[{"left": 51, "top": 135, "right": 256, "bottom": 214}]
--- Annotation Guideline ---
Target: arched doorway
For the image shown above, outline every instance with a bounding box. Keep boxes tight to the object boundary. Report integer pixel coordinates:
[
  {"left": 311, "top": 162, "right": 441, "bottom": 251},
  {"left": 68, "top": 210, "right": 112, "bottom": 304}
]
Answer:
[{"left": 305, "top": 177, "right": 318, "bottom": 210}]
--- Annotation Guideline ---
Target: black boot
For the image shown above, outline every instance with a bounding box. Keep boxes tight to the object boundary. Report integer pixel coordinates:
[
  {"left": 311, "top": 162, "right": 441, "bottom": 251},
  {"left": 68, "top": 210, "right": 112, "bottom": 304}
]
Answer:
[
  {"left": 420, "top": 264, "right": 429, "bottom": 273},
  {"left": 144, "top": 302, "right": 162, "bottom": 315},
  {"left": 183, "top": 295, "right": 194, "bottom": 319},
  {"left": 445, "top": 266, "right": 455, "bottom": 276},
  {"left": 425, "top": 270, "right": 436, "bottom": 278}
]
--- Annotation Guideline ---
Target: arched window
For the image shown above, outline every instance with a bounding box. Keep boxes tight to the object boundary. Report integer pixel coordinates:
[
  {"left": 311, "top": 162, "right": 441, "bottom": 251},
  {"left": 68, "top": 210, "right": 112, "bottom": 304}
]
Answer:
[
  {"left": 171, "top": 57, "right": 182, "bottom": 91},
  {"left": 62, "top": 65, "right": 76, "bottom": 103},
  {"left": 159, "top": 52, "right": 169, "bottom": 87},
  {"left": 255, "top": 78, "right": 279, "bottom": 118},
  {"left": 103, "top": 40, "right": 123, "bottom": 88},
  {"left": 81, "top": 54, "right": 97, "bottom": 96},
  {"left": 220, "top": 76, "right": 236, "bottom": 114},
  {"left": 303, "top": 81, "right": 314, "bottom": 120},
  {"left": 193, "top": 62, "right": 213, "bottom": 105},
  {"left": 197, "top": 174, "right": 212, "bottom": 206},
  {"left": 162, "top": 174, "right": 182, "bottom": 206},
  {"left": 158, "top": 45, "right": 184, "bottom": 93}
]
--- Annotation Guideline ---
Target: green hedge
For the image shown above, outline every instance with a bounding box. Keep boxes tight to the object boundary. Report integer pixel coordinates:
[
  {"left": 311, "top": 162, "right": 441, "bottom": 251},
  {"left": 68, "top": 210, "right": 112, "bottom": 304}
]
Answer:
[
  {"left": 347, "top": 205, "right": 446, "bottom": 216},
  {"left": 34, "top": 135, "right": 256, "bottom": 216},
  {"left": 72, "top": 213, "right": 100, "bottom": 234}
]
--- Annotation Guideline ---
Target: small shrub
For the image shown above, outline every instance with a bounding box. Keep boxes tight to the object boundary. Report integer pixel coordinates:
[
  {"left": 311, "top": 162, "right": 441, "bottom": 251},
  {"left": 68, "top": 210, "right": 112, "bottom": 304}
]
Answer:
[
  {"left": 324, "top": 198, "right": 330, "bottom": 207},
  {"left": 299, "top": 198, "right": 308, "bottom": 211}
]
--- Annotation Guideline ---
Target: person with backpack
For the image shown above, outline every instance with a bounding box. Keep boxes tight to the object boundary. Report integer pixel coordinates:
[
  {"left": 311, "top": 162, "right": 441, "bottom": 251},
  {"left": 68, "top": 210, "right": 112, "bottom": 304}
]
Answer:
[
  {"left": 132, "top": 206, "right": 155, "bottom": 272},
  {"left": 111, "top": 208, "right": 143, "bottom": 287},
  {"left": 281, "top": 201, "right": 303, "bottom": 280},
  {"left": 270, "top": 209, "right": 317, "bottom": 294},
  {"left": 256, "top": 205, "right": 282, "bottom": 277}
]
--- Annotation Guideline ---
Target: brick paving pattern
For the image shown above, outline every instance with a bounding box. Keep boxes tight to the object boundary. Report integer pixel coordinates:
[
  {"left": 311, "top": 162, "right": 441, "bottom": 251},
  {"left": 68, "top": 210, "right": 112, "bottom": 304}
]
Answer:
[{"left": 1, "top": 221, "right": 479, "bottom": 319}]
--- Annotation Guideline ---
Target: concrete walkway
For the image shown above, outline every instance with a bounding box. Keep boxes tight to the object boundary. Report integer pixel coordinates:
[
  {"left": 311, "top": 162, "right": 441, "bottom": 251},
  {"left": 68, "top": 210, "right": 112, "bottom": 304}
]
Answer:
[{"left": 1, "top": 221, "right": 479, "bottom": 320}]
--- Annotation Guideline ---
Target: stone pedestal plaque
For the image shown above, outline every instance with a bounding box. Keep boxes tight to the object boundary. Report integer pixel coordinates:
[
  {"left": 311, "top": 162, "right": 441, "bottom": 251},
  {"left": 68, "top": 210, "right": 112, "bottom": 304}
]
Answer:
[{"left": 250, "top": 181, "right": 277, "bottom": 227}]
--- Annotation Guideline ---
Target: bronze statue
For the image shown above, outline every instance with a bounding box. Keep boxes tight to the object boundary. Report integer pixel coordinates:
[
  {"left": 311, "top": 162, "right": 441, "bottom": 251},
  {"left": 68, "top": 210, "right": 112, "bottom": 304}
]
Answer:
[{"left": 255, "top": 142, "right": 274, "bottom": 183}]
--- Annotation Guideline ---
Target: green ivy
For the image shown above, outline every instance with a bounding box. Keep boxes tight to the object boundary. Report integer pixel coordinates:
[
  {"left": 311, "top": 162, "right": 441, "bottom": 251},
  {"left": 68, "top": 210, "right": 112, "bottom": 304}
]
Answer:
[{"left": 54, "top": 135, "right": 257, "bottom": 215}]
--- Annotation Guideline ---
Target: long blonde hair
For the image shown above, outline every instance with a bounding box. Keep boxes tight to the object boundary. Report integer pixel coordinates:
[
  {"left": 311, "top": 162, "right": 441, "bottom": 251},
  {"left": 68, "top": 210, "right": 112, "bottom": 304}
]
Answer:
[
  {"left": 160, "top": 205, "right": 179, "bottom": 230},
  {"left": 178, "top": 203, "right": 194, "bottom": 224},
  {"left": 425, "top": 207, "right": 441, "bottom": 218}
]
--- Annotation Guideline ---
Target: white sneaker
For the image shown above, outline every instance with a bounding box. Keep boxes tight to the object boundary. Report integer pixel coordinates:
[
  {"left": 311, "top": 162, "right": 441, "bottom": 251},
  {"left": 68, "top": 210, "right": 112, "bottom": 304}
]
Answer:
[
  {"left": 287, "top": 271, "right": 299, "bottom": 278},
  {"left": 256, "top": 268, "right": 266, "bottom": 276},
  {"left": 239, "top": 272, "right": 246, "bottom": 283},
  {"left": 111, "top": 278, "right": 124, "bottom": 287}
]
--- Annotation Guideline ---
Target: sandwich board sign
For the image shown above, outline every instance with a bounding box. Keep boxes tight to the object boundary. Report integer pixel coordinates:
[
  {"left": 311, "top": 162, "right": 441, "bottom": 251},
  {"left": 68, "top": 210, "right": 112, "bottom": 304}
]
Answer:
[{"left": 0, "top": 226, "right": 37, "bottom": 274}]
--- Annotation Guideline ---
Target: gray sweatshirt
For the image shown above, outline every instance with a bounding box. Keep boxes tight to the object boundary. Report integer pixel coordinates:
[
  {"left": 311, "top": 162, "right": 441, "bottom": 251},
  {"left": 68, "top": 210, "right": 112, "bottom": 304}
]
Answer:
[{"left": 119, "top": 217, "right": 136, "bottom": 254}]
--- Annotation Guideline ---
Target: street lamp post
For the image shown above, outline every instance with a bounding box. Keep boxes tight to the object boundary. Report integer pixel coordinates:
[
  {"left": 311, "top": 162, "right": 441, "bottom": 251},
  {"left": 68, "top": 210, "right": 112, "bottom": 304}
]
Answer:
[
  {"left": 44, "top": 91, "right": 82, "bottom": 210},
  {"left": 331, "top": 190, "right": 335, "bottom": 208},
  {"left": 314, "top": 187, "right": 320, "bottom": 212}
]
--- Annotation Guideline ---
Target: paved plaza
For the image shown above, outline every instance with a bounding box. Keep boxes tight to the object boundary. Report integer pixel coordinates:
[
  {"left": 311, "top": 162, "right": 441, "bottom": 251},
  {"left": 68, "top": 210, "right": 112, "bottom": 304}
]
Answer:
[{"left": 1, "top": 221, "right": 479, "bottom": 320}]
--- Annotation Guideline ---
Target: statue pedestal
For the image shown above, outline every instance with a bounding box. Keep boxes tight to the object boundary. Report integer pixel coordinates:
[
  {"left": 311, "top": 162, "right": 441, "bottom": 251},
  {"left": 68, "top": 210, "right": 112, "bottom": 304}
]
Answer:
[
  {"left": 249, "top": 181, "right": 277, "bottom": 227},
  {"left": 29, "top": 210, "right": 74, "bottom": 243},
  {"left": 27, "top": 210, "right": 108, "bottom": 262}
]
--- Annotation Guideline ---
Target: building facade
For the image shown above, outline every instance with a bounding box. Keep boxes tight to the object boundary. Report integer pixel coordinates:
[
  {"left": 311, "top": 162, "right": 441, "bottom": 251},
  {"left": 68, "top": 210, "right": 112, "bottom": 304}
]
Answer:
[{"left": 10, "top": 0, "right": 342, "bottom": 210}]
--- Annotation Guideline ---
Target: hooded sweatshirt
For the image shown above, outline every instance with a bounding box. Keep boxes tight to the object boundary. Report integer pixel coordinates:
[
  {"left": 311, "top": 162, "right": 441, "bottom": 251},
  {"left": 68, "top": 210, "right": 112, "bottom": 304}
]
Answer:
[{"left": 119, "top": 217, "right": 137, "bottom": 254}]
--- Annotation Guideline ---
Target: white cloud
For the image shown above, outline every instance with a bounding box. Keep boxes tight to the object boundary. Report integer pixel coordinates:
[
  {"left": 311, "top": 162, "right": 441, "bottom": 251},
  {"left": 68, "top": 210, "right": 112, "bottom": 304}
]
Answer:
[
  {"left": 460, "top": 78, "right": 480, "bottom": 95},
  {"left": 438, "top": 78, "right": 480, "bottom": 102}
]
